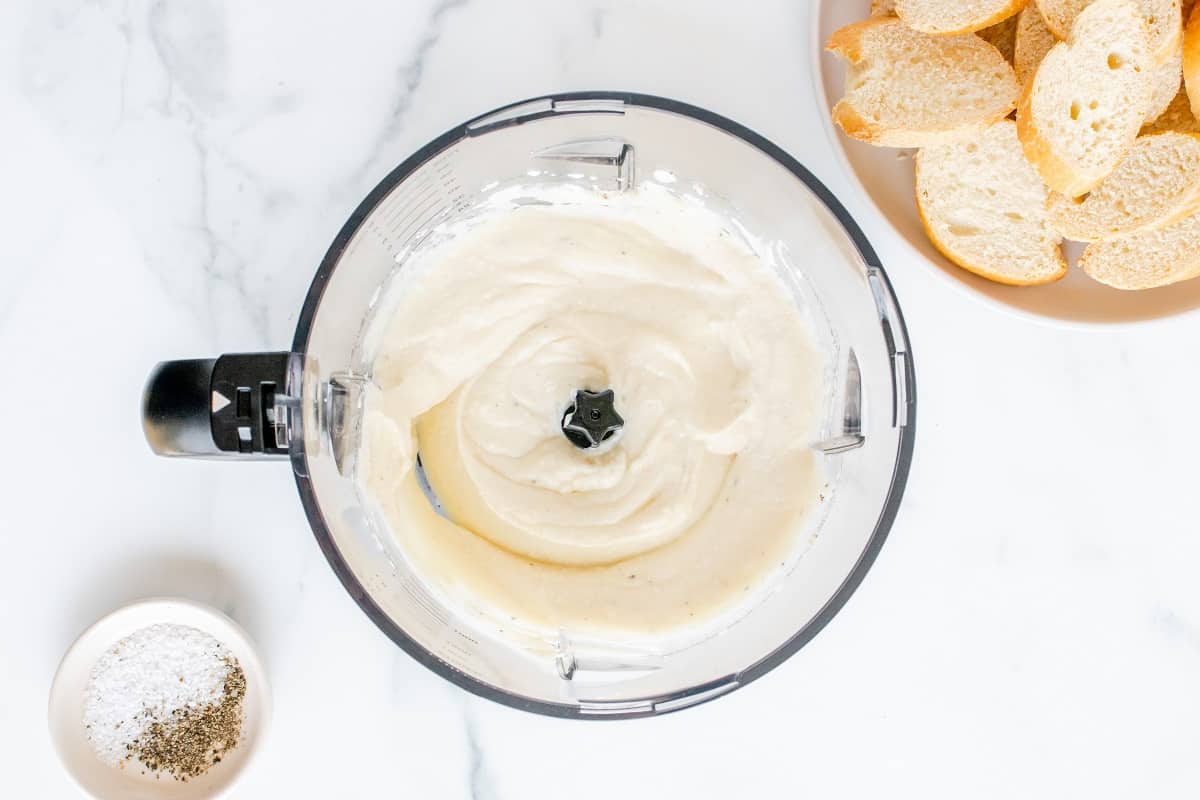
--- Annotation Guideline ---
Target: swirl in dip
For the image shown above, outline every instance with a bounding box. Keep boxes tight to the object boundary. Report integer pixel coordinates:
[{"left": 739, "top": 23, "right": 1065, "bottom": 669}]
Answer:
[{"left": 362, "top": 186, "right": 826, "bottom": 637}]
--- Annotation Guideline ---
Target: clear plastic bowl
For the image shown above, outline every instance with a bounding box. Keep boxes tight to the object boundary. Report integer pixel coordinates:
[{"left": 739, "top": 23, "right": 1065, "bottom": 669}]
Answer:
[{"left": 145, "top": 92, "right": 916, "bottom": 718}]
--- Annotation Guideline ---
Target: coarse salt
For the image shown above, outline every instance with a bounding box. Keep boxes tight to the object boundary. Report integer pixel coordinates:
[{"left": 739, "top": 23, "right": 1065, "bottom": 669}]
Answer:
[{"left": 83, "top": 623, "right": 233, "bottom": 767}]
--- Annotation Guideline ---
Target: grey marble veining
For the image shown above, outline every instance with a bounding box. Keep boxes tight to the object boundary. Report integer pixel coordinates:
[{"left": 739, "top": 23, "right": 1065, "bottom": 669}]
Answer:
[{"left": 4, "top": 1, "right": 1200, "bottom": 797}]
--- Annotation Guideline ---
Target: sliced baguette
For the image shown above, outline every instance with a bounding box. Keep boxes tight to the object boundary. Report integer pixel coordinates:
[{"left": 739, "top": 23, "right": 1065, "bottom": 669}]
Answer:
[
  {"left": 979, "top": 13, "right": 1022, "bottom": 61},
  {"left": 1079, "top": 209, "right": 1200, "bottom": 287},
  {"left": 870, "top": 0, "right": 898, "bottom": 15},
  {"left": 1015, "top": 6, "right": 1061, "bottom": 83},
  {"left": 1046, "top": 131, "right": 1200, "bottom": 239},
  {"left": 1017, "top": 0, "right": 1154, "bottom": 197},
  {"left": 896, "top": 0, "right": 1029, "bottom": 35},
  {"left": 1036, "top": 0, "right": 1182, "bottom": 63},
  {"left": 916, "top": 120, "right": 1067, "bottom": 285},
  {"left": 828, "top": 18, "right": 1019, "bottom": 147},
  {"left": 1142, "top": 86, "right": 1200, "bottom": 131}
]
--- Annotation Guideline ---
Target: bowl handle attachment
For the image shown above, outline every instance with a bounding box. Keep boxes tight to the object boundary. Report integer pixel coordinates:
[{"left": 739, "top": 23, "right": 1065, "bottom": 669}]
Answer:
[{"left": 142, "top": 352, "right": 302, "bottom": 459}]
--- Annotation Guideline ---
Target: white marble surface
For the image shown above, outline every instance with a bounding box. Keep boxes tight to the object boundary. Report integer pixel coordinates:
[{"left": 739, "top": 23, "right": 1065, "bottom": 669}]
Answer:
[{"left": 3, "top": 1, "right": 1200, "bottom": 797}]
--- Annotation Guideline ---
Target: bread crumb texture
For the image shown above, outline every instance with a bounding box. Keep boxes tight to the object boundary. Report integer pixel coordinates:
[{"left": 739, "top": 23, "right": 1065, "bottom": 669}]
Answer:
[
  {"left": 1047, "top": 131, "right": 1200, "bottom": 239},
  {"left": 897, "top": 0, "right": 1030, "bottom": 36},
  {"left": 916, "top": 120, "right": 1067, "bottom": 284},
  {"left": 1081, "top": 208, "right": 1200, "bottom": 287},
  {"left": 829, "top": 17, "right": 1019, "bottom": 147}
]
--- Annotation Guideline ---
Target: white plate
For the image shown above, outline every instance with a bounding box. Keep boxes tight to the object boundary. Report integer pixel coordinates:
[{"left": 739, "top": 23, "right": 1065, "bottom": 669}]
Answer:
[
  {"left": 813, "top": 0, "right": 1200, "bottom": 326},
  {"left": 47, "top": 598, "right": 271, "bottom": 800}
]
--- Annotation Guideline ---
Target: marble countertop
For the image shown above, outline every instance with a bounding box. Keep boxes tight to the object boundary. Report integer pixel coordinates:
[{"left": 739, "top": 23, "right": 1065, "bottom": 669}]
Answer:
[{"left": 4, "top": 0, "right": 1200, "bottom": 797}]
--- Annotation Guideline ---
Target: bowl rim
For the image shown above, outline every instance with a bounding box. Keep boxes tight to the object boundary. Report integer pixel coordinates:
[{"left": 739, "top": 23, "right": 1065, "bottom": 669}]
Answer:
[
  {"left": 809, "top": 0, "right": 1200, "bottom": 331},
  {"left": 290, "top": 90, "right": 917, "bottom": 719},
  {"left": 47, "top": 597, "right": 271, "bottom": 800}
]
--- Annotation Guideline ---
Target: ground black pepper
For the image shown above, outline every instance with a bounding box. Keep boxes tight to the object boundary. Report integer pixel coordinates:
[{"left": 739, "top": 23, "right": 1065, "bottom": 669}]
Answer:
[{"left": 128, "top": 657, "right": 246, "bottom": 781}]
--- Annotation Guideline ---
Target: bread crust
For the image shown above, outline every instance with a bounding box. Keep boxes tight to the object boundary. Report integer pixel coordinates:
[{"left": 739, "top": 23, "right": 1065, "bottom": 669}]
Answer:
[
  {"left": 832, "top": 101, "right": 1003, "bottom": 148},
  {"left": 914, "top": 192, "right": 1068, "bottom": 285},
  {"left": 826, "top": 15, "right": 893, "bottom": 62},
  {"left": 1016, "top": 73, "right": 1096, "bottom": 196},
  {"left": 896, "top": 0, "right": 1031, "bottom": 35},
  {"left": 1183, "top": 0, "right": 1200, "bottom": 115}
]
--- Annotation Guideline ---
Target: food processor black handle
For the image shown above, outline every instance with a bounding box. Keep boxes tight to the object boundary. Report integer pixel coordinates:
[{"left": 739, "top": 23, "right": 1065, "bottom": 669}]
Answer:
[{"left": 142, "top": 352, "right": 301, "bottom": 459}]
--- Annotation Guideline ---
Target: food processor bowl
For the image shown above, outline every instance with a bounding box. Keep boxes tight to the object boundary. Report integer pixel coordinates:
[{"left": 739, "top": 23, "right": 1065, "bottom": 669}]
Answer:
[{"left": 142, "top": 92, "right": 915, "bottom": 718}]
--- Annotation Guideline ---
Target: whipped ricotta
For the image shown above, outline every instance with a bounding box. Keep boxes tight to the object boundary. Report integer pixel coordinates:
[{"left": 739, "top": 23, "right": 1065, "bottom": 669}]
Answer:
[{"left": 362, "top": 186, "right": 826, "bottom": 636}]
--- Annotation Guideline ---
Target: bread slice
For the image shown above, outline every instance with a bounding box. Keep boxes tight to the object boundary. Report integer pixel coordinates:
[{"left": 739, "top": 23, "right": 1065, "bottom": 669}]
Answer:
[
  {"left": 1079, "top": 209, "right": 1200, "bottom": 287},
  {"left": 979, "top": 13, "right": 1022, "bottom": 61},
  {"left": 1035, "top": 0, "right": 1091, "bottom": 36},
  {"left": 1146, "top": 44, "right": 1184, "bottom": 122},
  {"left": 1046, "top": 131, "right": 1200, "bottom": 239},
  {"left": 1017, "top": 0, "right": 1154, "bottom": 197},
  {"left": 896, "top": 0, "right": 1029, "bottom": 35},
  {"left": 1036, "top": 0, "right": 1182, "bottom": 63},
  {"left": 1183, "top": 0, "right": 1200, "bottom": 114},
  {"left": 877, "top": 0, "right": 1021, "bottom": 60},
  {"left": 916, "top": 120, "right": 1068, "bottom": 285},
  {"left": 828, "top": 18, "right": 1020, "bottom": 147},
  {"left": 1015, "top": 6, "right": 1061, "bottom": 83},
  {"left": 1142, "top": 86, "right": 1200, "bottom": 131}
]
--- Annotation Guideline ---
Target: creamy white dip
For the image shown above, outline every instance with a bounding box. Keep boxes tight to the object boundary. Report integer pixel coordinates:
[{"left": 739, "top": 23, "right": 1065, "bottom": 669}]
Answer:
[{"left": 362, "top": 186, "right": 826, "bottom": 637}]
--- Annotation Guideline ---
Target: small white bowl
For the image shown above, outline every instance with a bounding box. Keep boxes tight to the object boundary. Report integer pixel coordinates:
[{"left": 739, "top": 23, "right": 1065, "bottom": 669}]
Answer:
[
  {"left": 813, "top": 0, "right": 1200, "bottom": 327},
  {"left": 48, "top": 598, "right": 271, "bottom": 800}
]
